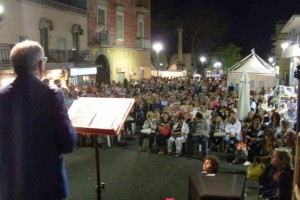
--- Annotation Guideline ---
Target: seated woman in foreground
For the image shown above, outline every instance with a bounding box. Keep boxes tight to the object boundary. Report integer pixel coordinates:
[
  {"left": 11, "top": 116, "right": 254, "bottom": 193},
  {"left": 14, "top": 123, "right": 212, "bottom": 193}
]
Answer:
[{"left": 258, "top": 147, "right": 293, "bottom": 200}]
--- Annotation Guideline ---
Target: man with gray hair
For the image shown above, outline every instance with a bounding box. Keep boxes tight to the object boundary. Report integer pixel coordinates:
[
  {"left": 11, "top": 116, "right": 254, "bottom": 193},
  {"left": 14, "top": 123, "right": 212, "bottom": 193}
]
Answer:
[{"left": 0, "top": 40, "right": 77, "bottom": 200}]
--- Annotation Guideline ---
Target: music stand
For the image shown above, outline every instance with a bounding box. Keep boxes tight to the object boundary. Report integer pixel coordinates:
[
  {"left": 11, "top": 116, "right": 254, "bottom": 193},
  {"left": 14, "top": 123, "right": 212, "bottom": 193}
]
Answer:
[{"left": 68, "top": 97, "right": 135, "bottom": 200}]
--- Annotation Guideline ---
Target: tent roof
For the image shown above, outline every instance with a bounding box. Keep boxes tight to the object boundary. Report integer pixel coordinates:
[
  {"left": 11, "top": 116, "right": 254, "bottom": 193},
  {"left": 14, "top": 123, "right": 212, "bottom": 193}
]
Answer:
[{"left": 229, "top": 49, "right": 276, "bottom": 74}]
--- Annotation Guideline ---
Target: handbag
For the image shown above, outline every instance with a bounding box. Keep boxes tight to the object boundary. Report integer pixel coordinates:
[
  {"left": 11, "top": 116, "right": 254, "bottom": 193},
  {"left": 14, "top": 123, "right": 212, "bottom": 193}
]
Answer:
[
  {"left": 172, "top": 131, "right": 181, "bottom": 138},
  {"left": 214, "top": 132, "right": 226, "bottom": 137},
  {"left": 246, "top": 157, "right": 265, "bottom": 181},
  {"left": 140, "top": 128, "right": 152, "bottom": 134},
  {"left": 261, "top": 189, "right": 278, "bottom": 200}
]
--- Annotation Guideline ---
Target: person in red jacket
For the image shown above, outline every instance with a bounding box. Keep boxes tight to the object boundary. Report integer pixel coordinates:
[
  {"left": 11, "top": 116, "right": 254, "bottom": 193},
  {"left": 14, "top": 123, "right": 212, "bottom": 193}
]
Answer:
[{"left": 156, "top": 112, "right": 171, "bottom": 155}]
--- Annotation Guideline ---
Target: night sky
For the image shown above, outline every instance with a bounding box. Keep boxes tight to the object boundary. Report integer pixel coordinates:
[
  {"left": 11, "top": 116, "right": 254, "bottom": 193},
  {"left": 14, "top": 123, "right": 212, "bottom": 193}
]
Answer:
[{"left": 151, "top": 0, "right": 300, "bottom": 59}]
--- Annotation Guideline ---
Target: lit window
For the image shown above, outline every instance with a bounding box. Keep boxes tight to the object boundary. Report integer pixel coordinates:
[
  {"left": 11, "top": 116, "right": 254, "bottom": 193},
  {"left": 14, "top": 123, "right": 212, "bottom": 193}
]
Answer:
[{"left": 116, "top": 11, "right": 124, "bottom": 40}]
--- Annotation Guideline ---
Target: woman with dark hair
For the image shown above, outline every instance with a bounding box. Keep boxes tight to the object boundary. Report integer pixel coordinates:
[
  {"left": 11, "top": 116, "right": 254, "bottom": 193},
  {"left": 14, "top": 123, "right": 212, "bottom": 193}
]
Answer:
[
  {"left": 268, "top": 112, "right": 281, "bottom": 133},
  {"left": 202, "top": 155, "right": 220, "bottom": 173},
  {"left": 257, "top": 128, "right": 277, "bottom": 166},
  {"left": 259, "top": 147, "right": 293, "bottom": 200},
  {"left": 243, "top": 114, "right": 266, "bottom": 166}
]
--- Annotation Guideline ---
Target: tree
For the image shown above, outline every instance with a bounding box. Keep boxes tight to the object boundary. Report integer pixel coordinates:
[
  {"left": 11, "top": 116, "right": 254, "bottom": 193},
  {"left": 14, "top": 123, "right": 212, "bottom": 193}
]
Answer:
[
  {"left": 151, "top": 0, "right": 230, "bottom": 73},
  {"left": 211, "top": 43, "right": 243, "bottom": 74},
  {"left": 180, "top": 1, "right": 229, "bottom": 71}
]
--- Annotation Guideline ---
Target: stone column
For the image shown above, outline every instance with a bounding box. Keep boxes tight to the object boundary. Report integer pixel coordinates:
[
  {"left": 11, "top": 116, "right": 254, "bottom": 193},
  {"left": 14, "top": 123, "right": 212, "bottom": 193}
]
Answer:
[{"left": 177, "top": 27, "right": 183, "bottom": 69}]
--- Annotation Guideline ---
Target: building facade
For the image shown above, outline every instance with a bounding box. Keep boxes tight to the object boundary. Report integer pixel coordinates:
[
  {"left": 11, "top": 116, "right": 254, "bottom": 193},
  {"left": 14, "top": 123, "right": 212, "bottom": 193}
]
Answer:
[
  {"left": 0, "top": 0, "right": 151, "bottom": 87},
  {"left": 87, "top": 0, "right": 151, "bottom": 85},
  {"left": 273, "top": 15, "right": 300, "bottom": 87},
  {"left": 0, "top": 0, "right": 89, "bottom": 87}
]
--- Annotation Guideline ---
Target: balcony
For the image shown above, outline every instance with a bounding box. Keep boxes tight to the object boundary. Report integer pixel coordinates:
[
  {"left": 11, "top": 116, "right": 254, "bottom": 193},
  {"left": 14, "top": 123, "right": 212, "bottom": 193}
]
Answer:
[
  {"left": 95, "top": 31, "right": 114, "bottom": 46},
  {"left": 135, "top": 1, "right": 150, "bottom": 10},
  {"left": 48, "top": 49, "right": 74, "bottom": 63},
  {"left": 0, "top": 44, "right": 93, "bottom": 67},
  {"left": 137, "top": 38, "right": 151, "bottom": 49},
  {"left": 0, "top": 43, "right": 14, "bottom": 66},
  {"left": 48, "top": 49, "right": 93, "bottom": 64}
]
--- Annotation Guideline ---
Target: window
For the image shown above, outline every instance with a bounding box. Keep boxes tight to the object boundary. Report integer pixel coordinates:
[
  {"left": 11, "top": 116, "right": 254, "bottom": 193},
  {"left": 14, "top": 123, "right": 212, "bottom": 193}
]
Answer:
[
  {"left": 116, "top": 11, "right": 124, "bottom": 40},
  {"left": 72, "top": 24, "right": 83, "bottom": 51},
  {"left": 73, "top": 32, "right": 80, "bottom": 51},
  {"left": 39, "top": 18, "right": 53, "bottom": 57},
  {"left": 250, "top": 80, "right": 255, "bottom": 89},
  {"left": 58, "top": 38, "right": 66, "bottom": 50},
  {"left": 18, "top": 35, "right": 28, "bottom": 42},
  {"left": 297, "top": 33, "right": 300, "bottom": 44},
  {"left": 138, "top": 19, "right": 144, "bottom": 38},
  {"left": 135, "top": 0, "right": 143, "bottom": 7},
  {"left": 97, "top": 6, "right": 107, "bottom": 42},
  {"left": 40, "top": 28, "right": 49, "bottom": 56}
]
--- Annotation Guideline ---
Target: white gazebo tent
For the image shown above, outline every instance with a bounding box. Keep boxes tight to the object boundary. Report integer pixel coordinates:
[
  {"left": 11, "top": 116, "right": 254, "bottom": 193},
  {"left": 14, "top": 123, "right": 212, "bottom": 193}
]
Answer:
[{"left": 227, "top": 49, "right": 277, "bottom": 92}]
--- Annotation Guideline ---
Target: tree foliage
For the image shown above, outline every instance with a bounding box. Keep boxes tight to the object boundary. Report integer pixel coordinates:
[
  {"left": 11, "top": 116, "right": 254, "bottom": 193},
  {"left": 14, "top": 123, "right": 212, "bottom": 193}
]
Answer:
[
  {"left": 151, "top": 0, "right": 230, "bottom": 68},
  {"left": 211, "top": 43, "right": 243, "bottom": 73}
]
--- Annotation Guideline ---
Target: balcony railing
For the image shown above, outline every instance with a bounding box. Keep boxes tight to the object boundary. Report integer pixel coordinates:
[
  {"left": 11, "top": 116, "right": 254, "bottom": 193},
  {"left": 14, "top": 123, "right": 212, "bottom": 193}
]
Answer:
[
  {"left": 135, "top": 1, "right": 150, "bottom": 10},
  {"left": 95, "top": 31, "right": 114, "bottom": 46},
  {"left": 0, "top": 44, "right": 93, "bottom": 66},
  {"left": 137, "top": 38, "right": 151, "bottom": 49},
  {"left": 48, "top": 49, "right": 74, "bottom": 63},
  {"left": 0, "top": 43, "right": 14, "bottom": 65},
  {"left": 48, "top": 49, "right": 93, "bottom": 64}
]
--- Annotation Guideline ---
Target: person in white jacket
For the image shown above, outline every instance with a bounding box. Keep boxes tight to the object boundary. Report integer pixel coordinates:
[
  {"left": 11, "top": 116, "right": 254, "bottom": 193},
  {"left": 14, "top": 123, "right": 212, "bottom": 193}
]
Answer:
[
  {"left": 224, "top": 114, "right": 241, "bottom": 152},
  {"left": 167, "top": 115, "right": 189, "bottom": 157}
]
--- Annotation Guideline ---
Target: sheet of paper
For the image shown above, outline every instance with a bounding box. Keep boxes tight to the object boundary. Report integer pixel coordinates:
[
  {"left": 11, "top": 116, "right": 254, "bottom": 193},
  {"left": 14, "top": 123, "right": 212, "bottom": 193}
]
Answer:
[{"left": 68, "top": 97, "right": 134, "bottom": 131}]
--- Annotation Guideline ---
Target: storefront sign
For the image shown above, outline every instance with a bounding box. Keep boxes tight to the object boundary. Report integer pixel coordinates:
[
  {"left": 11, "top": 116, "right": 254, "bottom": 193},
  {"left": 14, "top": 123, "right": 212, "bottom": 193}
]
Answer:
[{"left": 70, "top": 67, "right": 97, "bottom": 76}]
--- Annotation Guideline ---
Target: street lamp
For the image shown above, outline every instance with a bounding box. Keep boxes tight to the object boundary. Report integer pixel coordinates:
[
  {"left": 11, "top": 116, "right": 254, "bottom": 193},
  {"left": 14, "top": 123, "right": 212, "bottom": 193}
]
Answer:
[
  {"left": 200, "top": 56, "right": 206, "bottom": 75},
  {"left": 0, "top": 4, "right": 4, "bottom": 21},
  {"left": 213, "top": 62, "right": 221, "bottom": 68},
  {"left": 213, "top": 62, "right": 222, "bottom": 79},
  {"left": 268, "top": 57, "right": 274, "bottom": 64},
  {"left": 153, "top": 42, "right": 163, "bottom": 77}
]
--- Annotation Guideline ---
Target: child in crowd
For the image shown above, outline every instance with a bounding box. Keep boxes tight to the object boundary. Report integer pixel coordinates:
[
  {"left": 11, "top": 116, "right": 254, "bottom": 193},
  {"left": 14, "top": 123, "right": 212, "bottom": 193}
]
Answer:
[
  {"left": 232, "top": 122, "right": 249, "bottom": 164},
  {"left": 202, "top": 155, "right": 220, "bottom": 173}
]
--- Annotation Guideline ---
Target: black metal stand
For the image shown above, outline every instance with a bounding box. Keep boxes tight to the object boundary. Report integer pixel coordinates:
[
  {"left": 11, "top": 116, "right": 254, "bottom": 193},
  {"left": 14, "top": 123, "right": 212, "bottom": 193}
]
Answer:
[
  {"left": 294, "top": 65, "right": 300, "bottom": 132},
  {"left": 94, "top": 135, "right": 105, "bottom": 200}
]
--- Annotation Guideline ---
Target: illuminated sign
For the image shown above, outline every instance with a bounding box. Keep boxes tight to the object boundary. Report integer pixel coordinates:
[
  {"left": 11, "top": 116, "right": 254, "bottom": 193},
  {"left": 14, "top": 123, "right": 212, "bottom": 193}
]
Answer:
[{"left": 70, "top": 67, "right": 97, "bottom": 76}]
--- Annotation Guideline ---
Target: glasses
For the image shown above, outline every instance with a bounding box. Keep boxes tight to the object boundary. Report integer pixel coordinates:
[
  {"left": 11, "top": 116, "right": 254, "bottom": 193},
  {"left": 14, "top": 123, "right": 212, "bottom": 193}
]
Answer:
[{"left": 43, "top": 57, "right": 48, "bottom": 64}]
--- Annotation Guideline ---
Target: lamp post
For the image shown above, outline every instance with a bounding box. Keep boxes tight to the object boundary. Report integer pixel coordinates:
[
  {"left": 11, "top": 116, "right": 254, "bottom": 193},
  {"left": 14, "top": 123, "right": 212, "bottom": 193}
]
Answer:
[
  {"left": 200, "top": 56, "right": 206, "bottom": 75},
  {"left": 153, "top": 42, "right": 163, "bottom": 77}
]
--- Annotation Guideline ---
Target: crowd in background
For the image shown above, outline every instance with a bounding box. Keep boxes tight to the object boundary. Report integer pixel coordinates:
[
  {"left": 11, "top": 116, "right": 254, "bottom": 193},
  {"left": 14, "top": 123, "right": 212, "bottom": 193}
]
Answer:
[
  {"left": 51, "top": 75, "right": 296, "bottom": 200},
  {"left": 55, "top": 76, "right": 297, "bottom": 160}
]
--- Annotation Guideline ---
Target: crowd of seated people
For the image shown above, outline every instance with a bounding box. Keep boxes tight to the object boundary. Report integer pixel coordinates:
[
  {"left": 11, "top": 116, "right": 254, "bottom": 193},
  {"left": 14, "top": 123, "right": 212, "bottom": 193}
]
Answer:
[
  {"left": 52, "top": 76, "right": 297, "bottom": 200},
  {"left": 58, "top": 77, "right": 296, "bottom": 164}
]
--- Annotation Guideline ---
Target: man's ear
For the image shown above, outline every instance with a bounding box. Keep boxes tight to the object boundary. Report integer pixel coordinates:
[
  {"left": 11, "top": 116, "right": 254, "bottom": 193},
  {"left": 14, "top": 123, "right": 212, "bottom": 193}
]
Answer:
[{"left": 37, "top": 60, "right": 45, "bottom": 79}]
